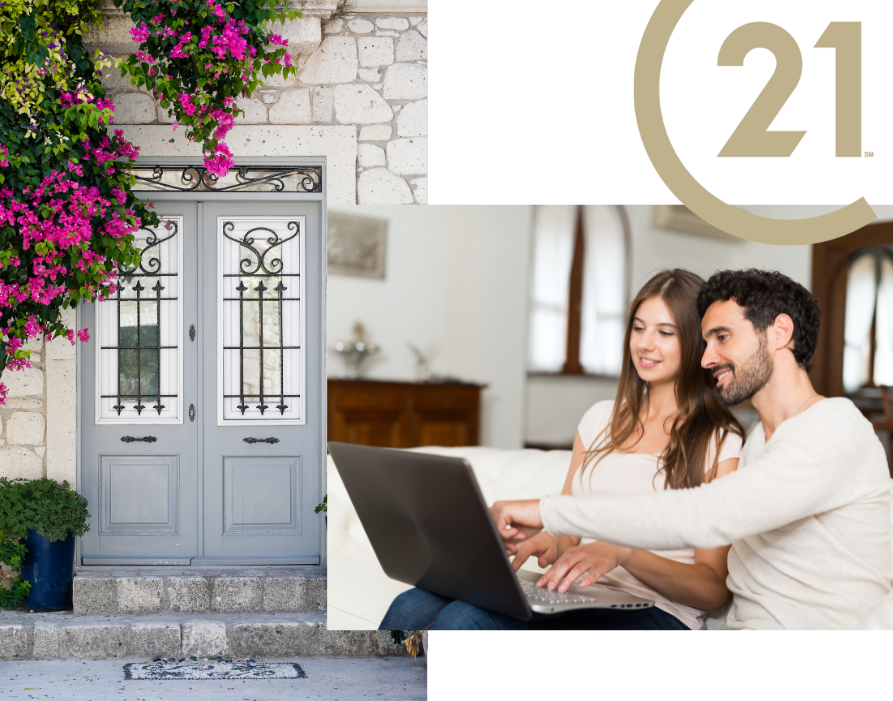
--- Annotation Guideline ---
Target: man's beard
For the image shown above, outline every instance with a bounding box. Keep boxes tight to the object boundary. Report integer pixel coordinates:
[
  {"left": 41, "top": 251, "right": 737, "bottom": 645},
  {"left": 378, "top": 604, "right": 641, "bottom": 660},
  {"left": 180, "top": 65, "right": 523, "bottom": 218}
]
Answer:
[{"left": 715, "top": 335, "right": 774, "bottom": 406}]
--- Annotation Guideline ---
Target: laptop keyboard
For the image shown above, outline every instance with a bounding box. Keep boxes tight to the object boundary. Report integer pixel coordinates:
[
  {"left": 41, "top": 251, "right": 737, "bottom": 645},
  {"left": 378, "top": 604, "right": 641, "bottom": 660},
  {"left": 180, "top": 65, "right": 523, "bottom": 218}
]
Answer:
[{"left": 519, "top": 578, "right": 597, "bottom": 604}]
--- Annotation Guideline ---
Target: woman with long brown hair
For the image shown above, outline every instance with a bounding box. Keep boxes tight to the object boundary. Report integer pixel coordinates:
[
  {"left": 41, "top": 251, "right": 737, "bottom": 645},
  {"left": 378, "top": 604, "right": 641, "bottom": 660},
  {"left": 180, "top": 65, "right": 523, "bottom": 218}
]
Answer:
[{"left": 379, "top": 269, "right": 745, "bottom": 630}]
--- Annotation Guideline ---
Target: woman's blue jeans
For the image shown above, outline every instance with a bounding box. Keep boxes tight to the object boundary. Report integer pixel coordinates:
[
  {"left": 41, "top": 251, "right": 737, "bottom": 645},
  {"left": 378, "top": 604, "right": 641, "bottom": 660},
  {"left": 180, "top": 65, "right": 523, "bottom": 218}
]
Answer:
[{"left": 379, "top": 587, "right": 690, "bottom": 631}]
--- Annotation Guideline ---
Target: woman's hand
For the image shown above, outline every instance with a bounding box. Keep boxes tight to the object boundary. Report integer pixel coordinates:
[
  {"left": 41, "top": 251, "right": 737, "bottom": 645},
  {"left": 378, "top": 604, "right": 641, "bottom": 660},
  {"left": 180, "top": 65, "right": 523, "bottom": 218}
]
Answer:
[
  {"left": 489, "top": 499, "right": 543, "bottom": 542},
  {"left": 509, "top": 531, "right": 559, "bottom": 571},
  {"left": 537, "top": 541, "right": 631, "bottom": 593}
]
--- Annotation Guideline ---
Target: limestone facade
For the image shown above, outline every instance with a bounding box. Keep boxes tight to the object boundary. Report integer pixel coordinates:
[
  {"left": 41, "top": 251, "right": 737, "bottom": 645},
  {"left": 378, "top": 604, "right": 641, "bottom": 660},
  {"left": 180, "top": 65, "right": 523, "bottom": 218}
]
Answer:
[{"left": 91, "top": 0, "right": 428, "bottom": 204}]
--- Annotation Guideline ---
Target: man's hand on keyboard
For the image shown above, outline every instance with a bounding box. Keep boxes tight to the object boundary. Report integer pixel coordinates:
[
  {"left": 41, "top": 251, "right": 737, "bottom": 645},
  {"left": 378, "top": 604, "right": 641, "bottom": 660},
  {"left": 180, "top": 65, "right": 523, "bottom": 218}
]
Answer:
[
  {"left": 509, "top": 531, "right": 558, "bottom": 571},
  {"left": 489, "top": 499, "right": 543, "bottom": 544},
  {"left": 538, "top": 541, "right": 632, "bottom": 593}
]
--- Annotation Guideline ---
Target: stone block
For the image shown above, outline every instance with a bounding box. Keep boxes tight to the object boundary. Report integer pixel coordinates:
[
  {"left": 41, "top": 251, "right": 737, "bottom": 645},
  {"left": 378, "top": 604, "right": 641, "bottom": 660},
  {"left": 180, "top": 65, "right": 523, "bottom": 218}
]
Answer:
[
  {"left": 73, "top": 577, "right": 118, "bottom": 615},
  {"left": 229, "top": 622, "right": 300, "bottom": 657},
  {"left": 410, "top": 176, "right": 427, "bottom": 204},
  {"left": 212, "top": 577, "right": 262, "bottom": 611},
  {"left": 181, "top": 621, "right": 228, "bottom": 657},
  {"left": 112, "top": 93, "right": 156, "bottom": 124},
  {"left": 268, "top": 16, "right": 322, "bottom": 56},
  {"left": 334, "top": 84, "right": 392, "bottom": 124},
  {"left": 165, "top": 576, "right": 211, "bottom": 612},
  {"left": 6, "top": 412, "right": 45, "bottom": 446},
  {"left": 358, "top": 144, "right": 386, "bottom": 167},
  {"left": 2, "top": 398, "right": 43, "bottom": 410},
  {"left": 45, "top": 308, "right": 77, "bottom": 360},
  {"left": 118, "top": 577, "right": 164, "bottom": 613},
  {"left": 262, "top": 577, "right": 326, "bottom": 612},
  {"left": 32, "top": 623, "right": 62, "bottom": 659},
  {"left": 358, "top": 67, "right": 384, "bottom": 82},
  {"left": 234, "top": 98, "right": 268, "bottom": 124},
  {"left": 387, "top": 137, "right": 427, "bottom": 175},
  {"left": 397, "top": 98, "right": 426, "bottom": 136},
  {"left": 382, "top": 62, "right": 426, "bottom": 100},
  {"left": 312, "top": 86, "right": 334, "bottom": 122},
  {"left": 258, "top": 90, "right": 280, "bottom": 105},
  {"left": 410, "top": 17, "right": 422, "bottom": 26},
  {"left": 376, "top": 17, "right": 409, "bottom": 31},
  {"left": 357, "top": 37, "right": 394, "bottom": 67},
  {"left": 348, "top": 19, "right": 374, "bottom": 34},
  {"left": 0, "top": 447, "right": 43, "bottom": 480},
  {"left": 46, "top": 359, "right": 77, "bottom": 486},
  {"left": 269, "top": 89, "right": 312, "bottom": 124},
  {"left": 262, "top": 71, "right": 298, "bottom": 90},
  {"left": 22, "top": 337, "right": 43, "bottom": 356},
  {"left": 418, "top": 19, "right": 428, "bottom": 38},
  {"left": 157, "top": 104, "right": 176, "bottom": 123},
  {"left": 376, "top": 30, "right": 399, "bottom": 37},
  {"left": 129, "top": 622, "right": 181, "bottom": 657},
  {"left": 3, "top": 367, "right": 43, "bottom": 396},
  {"left": 395, "top": 30, "right": 426, "bottom": 61},
  {"left": 357, "top": 168, "right": 413, "bottom": 204},
  {"left": 324, "top": 18, "right": 343, "bottom": 33},
  {"left": 0, "top": 625, "right": 32, "bottom": 659},
  {"left": 359, "top": 124, "right": 392, "bottom": 141},
  {"left": 63, "top": 624, "right": 128, "bottom": 658},
  {"left": 299, "top": 36, "right": 358, "bottom": 84}
]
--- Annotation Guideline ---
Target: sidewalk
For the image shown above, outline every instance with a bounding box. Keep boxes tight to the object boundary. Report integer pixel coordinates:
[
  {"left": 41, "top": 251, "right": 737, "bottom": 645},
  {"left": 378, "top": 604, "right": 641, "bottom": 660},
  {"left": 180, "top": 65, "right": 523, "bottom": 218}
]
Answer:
[{"left": 0, "top": 656, "right": 426, "bottom": 700}]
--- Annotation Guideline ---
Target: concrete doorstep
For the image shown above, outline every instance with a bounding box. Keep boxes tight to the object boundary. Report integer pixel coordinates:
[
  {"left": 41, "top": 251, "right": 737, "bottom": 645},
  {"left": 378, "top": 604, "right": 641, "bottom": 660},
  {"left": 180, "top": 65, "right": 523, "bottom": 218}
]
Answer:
[{"left": 0, "top": 611, "right": 408, "bottom": 660}]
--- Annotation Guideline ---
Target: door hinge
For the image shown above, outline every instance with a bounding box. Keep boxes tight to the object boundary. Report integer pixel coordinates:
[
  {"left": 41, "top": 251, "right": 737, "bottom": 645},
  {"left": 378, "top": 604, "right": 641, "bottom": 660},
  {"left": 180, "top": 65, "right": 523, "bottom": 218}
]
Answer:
[
  {"left": 189, "top": 404, "right": 195, "bottom": 422},
  {"left": 189, "top": 324, "right": 195, "bottom": 341}
]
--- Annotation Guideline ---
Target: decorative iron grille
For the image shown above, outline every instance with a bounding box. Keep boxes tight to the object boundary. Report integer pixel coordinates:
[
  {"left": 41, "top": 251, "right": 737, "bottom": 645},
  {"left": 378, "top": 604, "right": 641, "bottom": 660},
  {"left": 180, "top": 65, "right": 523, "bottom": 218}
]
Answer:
[
  {"left": 221, "top": 218, "right": 304, "bottom": 422},
  {"left": 129, "top": 165, "right": 322, "bottom": 193},
  {"left": 98, "top": 218, "right": 180, "bottom": 421}
]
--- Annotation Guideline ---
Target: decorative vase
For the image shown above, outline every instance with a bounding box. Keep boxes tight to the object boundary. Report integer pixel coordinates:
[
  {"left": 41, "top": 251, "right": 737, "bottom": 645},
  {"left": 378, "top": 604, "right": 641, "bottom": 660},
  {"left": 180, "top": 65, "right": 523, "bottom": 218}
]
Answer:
[{"left": 21, "top": 529, "right": 75, "bottom": 612}]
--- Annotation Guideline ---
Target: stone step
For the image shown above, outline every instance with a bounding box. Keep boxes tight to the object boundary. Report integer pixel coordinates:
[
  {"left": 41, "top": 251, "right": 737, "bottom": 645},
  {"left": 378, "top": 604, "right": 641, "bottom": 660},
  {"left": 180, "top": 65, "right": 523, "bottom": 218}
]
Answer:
[
  {"left": 73, "top": 566, "right": 326, "bottom": 615},
  {"left": 0, "top": 611, "right": 407, "bottom": 660}
]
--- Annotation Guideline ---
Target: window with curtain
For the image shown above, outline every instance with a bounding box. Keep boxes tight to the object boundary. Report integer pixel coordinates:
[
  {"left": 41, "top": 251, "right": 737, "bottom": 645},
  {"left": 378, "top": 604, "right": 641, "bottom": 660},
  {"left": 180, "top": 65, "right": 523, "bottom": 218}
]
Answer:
[
  {"left": 843, "top": 247, "right": 893, "bottom": 393},
  {"left": 528, "top": 205, "right": 631, "bottom": 377}
]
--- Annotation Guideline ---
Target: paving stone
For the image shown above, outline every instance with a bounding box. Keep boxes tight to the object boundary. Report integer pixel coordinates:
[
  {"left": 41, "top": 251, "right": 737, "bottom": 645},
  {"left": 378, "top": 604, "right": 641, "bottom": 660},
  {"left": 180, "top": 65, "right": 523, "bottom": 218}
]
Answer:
[
  {"left": 347, "top": 19, "right": 374, "bottom": 34},
  {"left": 357, "top": 36, "right": 394, "bottom": 67},
  {"left": 358, "top": 143, "right": 386, "bottom": 167},
  {"left": 73, "top": 577, "right": 118, "bottom": 614},
  {"left": 0, "top": 625, "right": 32, "bottom": 659},
  {"left": 357, "top": 168, "right": 413, "bottom": 204},
  {"left": 397, "top": 98, "right": 427, "bottom": 136},
  {"left": 376, "top": 18, "right": 409, "bottom": 31},
  {"left": 181, "top": 620, "right": 228, "bottom": 657},
  {"left": 229, "top": 622, "right": 301, "bottom": 657},
  {"left": 269, "top": 88, "right": 312, "bottom": 124},
  {"left": 334, "top": 83, "right": 392, "bottom": 124},
  {"left": 63, "top": 624, "right": 128, "bottom": 658},
  {"left": 395, "top": 30, "right": 426, "bottom": 62},
  {"left": 300, "top": 36, "right": 358, "bottom": 84},
  {"left": 32, "top": 623, "right": 62, "bottom": 659},
  {"left": 358, "top": 67, "right": 385, "bottom": 82},
  {"left": 164, "top": 576, "right": 211, "bottom": 613},
  {"left": 382, "top": 63, "right": 426, "bottom": 100},
  {"left": 262, "top": 577, "right": 326, "bottom": 612},
  {"left": 387, "top": 137, "right": 427, "bottom": 175},
  {"left": 117, "top": 577, "right": 163, "bottom": 613},
  {"left": 359, "top": 124, "right": 392, "bottom": 141},
  {"left": 128, "top": 621, "right": 181, "bottom": 657},
  {"left": 212, "top": 577, "right": 262, "bottom": 612}
]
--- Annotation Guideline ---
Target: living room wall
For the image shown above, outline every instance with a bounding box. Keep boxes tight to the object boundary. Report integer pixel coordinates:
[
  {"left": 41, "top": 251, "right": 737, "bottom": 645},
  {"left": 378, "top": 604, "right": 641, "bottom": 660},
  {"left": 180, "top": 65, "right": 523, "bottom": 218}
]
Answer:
[{"left": 327, "top": 205, "right": 533, "bottom": 449}]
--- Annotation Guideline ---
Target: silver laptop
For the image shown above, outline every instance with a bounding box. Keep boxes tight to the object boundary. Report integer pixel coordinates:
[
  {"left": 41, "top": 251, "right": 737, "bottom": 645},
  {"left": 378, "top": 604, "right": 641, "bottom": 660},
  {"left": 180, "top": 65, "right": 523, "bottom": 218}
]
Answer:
[{"left": 328, "top": 442, "right": 653, "bottom": 621}]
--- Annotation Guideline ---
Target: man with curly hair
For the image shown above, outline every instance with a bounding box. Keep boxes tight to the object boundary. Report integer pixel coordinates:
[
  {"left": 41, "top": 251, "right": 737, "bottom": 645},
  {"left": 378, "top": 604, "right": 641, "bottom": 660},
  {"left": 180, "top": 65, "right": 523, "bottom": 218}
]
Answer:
[{"left": 492, "top": 269, "right": 892, "bottom": 629}]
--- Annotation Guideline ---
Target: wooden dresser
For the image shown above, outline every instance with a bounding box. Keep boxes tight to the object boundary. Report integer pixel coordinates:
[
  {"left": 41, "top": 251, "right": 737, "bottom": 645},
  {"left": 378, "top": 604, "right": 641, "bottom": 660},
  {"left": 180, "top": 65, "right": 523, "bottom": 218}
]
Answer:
[{"left": 327, "top": 378, "right": 485, "bottom": 448}]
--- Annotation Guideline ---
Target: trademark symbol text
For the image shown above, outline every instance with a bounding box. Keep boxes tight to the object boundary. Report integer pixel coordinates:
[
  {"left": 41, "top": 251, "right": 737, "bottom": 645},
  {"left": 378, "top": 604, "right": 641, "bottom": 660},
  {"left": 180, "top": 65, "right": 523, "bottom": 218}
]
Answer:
[{"left": 865, "top": 151, "right": 874, "bottom": 157}]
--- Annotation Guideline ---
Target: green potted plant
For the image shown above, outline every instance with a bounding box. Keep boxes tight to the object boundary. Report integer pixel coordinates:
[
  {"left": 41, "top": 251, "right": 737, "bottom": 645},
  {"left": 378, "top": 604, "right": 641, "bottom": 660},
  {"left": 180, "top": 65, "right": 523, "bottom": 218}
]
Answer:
[
  {"left": 0, "top": 478, "right": 90, "bottom": 611},
  {"left": 315, "top": 495, "right": 327, "bottom": 527}
]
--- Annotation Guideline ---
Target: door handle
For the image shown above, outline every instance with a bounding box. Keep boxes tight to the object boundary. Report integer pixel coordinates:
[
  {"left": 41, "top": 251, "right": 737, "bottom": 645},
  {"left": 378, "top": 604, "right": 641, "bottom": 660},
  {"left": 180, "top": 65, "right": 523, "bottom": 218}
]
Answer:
[
  {"left": 189, "top": 404, "right": 195, "bottom": 422},
  {"left": 243, "top": 437, "right": 280, "bottom": 444},
  {"left": 121, "top": 436, "right": 157, "bottom": 443}
]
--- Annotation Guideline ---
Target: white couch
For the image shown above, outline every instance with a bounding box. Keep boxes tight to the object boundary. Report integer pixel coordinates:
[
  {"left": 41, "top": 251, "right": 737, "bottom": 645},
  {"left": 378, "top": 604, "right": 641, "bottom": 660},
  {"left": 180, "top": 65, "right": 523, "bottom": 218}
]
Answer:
[{"left": 327, "top": 446, "right": 893, "bottom": 630}]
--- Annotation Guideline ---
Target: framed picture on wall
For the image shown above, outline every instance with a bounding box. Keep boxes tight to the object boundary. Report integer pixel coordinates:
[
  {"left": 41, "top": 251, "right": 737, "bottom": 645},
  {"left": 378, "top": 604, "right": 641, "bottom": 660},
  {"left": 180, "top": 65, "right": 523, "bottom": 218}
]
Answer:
[{"left": 327, "top": 211, "right": 388, "bottom": 279}]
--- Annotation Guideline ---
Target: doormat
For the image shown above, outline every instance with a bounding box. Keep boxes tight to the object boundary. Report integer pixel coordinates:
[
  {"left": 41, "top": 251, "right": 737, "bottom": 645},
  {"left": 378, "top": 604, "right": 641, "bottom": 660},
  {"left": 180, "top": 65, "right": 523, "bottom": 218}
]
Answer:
[{"left": 124, "top": 657, "right": 307, "bottom": 680}]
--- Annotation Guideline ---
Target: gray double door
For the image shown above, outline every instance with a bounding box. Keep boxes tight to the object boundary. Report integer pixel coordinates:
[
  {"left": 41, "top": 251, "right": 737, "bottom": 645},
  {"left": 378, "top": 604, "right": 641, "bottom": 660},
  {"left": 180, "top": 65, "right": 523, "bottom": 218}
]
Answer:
[{"left": 80, "top": 200, "right": 324, "bottom": 565}]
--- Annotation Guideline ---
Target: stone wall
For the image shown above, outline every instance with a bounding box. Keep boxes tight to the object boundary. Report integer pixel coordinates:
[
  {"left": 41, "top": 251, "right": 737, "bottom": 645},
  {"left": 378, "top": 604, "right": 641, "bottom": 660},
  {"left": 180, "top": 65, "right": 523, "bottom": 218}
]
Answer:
[{"left": 96, "top": 3, "right": 428, "bottom": 204}]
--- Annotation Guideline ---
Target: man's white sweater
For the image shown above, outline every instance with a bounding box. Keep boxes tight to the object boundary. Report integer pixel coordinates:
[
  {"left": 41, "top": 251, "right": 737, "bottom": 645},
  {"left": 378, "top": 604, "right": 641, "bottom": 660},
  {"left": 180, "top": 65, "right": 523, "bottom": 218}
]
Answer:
[{"left": 540, "top": 398, "right": 893, "bottom": 629}]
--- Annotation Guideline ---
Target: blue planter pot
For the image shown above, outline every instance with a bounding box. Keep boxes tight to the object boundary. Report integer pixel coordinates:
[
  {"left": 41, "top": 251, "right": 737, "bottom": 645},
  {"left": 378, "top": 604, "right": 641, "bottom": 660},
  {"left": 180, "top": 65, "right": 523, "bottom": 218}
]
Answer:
[{"left": 21, "top": 529, "right": 75, "bottom": 612}]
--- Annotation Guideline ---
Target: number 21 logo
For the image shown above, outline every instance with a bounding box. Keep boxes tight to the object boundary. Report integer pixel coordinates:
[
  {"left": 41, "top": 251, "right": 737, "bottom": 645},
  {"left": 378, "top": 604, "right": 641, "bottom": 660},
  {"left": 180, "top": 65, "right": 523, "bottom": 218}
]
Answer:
[{"left": 718, "top": 22, "right": 861, "bottom": 158}]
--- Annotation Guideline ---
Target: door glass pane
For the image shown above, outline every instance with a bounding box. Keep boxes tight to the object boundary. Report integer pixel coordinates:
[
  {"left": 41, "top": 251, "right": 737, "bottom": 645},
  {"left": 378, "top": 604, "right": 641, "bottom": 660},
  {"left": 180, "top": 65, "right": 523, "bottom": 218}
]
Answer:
[
  {"left": 97, "top": 218, "right": 182, "bottom": 422},
  {"left": 220, "top": 217, "right": 305, "bottom": 423}
]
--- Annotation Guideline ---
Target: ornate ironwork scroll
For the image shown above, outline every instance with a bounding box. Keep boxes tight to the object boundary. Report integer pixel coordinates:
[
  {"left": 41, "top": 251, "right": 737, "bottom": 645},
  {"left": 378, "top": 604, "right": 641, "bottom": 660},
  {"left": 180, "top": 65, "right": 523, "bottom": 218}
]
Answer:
[
  {"left": 100, "top": 220, "right": 179, "bottom": 416},
  {"left": 222, "top": 221, "right": 302, "bottom": 419},
  {"left": 129, "top": 165, "right": 322, "bottom": 193}
]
